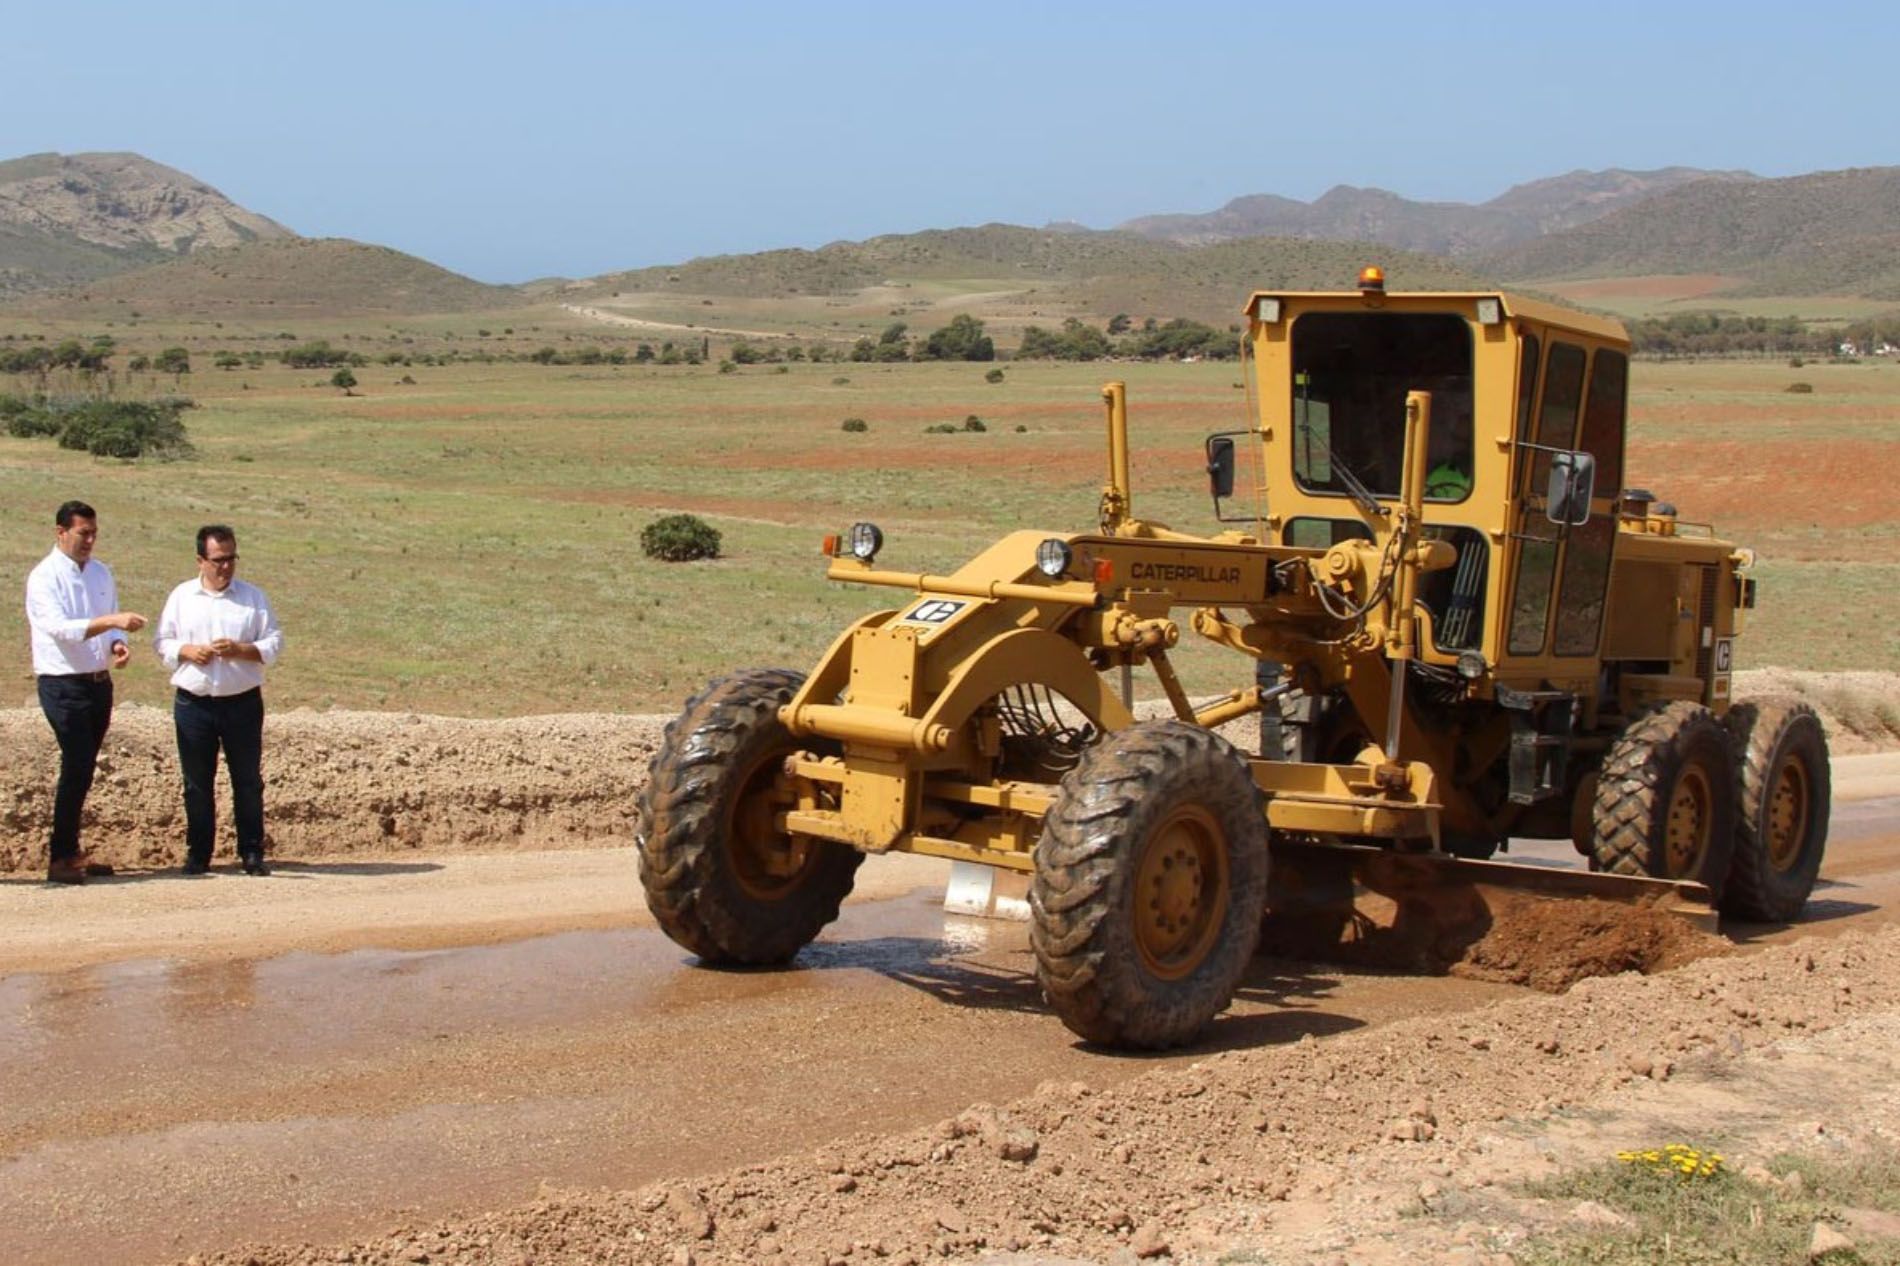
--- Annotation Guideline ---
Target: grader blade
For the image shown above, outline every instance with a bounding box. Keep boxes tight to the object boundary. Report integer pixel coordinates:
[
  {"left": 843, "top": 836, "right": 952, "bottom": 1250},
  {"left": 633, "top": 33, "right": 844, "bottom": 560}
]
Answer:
[{"left": 1260, "top": 839, "right": 1719, "bottom": 972}]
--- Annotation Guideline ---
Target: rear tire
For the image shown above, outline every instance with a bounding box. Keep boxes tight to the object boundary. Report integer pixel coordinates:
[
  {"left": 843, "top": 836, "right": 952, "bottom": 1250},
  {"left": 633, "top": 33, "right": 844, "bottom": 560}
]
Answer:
[
  {"left": 637, "top": 668, "right": 863, "bottom": 965},
  {"left": 1721, "top": 698, "right": 1830, "bottom": 922},
  {"left": 1031, "top": 721, "right": 1269, "bottom": 1049},
  {"left": 1590, "top": 701, "right": 1737, "bottom": 898}
]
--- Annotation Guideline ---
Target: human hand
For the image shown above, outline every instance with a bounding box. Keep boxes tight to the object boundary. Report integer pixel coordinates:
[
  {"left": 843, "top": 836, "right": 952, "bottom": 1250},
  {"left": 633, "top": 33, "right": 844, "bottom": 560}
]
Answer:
[
  {"left": 182, "top": 644, "right": 216, "bottom": 666},
  {"left": 117, "top": 612, "right": 148, "bottom": 632},
  {"left": 110, "top": 641, "right": 131, "bottom": 668},
  {"left": 210, "top": 638, "right": 239, "bottom": 657}
]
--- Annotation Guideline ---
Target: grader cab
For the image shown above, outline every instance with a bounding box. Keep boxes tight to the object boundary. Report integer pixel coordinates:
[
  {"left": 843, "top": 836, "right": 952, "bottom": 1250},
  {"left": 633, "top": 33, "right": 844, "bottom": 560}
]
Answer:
[{"left": 637, "top": 270, "right": 1831, "bottom": 1049}]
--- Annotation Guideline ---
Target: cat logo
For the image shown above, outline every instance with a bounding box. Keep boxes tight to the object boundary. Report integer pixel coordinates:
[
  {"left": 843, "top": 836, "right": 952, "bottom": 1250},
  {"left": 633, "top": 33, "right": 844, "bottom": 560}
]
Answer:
[{"left": 897, "top": 599, "right": 967, "bottom": 626}]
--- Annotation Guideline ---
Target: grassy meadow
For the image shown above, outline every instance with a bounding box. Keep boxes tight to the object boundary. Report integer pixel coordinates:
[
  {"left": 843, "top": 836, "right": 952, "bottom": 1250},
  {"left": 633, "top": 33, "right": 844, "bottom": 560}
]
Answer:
[{"left": 3, "top": 344, "right": 1895, "bottom": 717}]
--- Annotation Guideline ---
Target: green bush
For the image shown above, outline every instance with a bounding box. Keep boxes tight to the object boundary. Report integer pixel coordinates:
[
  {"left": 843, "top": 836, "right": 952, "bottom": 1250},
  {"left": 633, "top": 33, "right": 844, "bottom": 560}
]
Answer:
[
  {"left": 924, "top": 422, "right": 960, "bottom": 434},
  {"left": 1786, "top": 381, "right": 1814, "bottom": 394},
  {"left": 962, "top": 414, "right": 986, "bottom": 433},
  {"left": 640, "top": 513, "right": 722, "bottom": 562},
  {"left": 53, "top": 398, "right": 195, "bottom": 459},
  {"left": 984, "top": 368, "right": 1005, "bottom": 383},
  {"left": 841, "top": 417, "right": 868, "bottom": 433}
]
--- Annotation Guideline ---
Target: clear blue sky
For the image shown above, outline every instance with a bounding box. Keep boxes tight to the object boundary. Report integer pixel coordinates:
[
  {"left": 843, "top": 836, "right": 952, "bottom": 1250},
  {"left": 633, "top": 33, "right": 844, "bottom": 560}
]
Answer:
[{"left": 7, "top": 0, "right": 1893, "bottom": 284}]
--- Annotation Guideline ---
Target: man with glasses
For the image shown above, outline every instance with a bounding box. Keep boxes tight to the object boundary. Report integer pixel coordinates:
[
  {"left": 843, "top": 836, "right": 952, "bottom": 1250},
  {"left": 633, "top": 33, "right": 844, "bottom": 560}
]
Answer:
[
  {"left": 153, "top": 525, "right": 284, "bottom": 876},
  {"left": 24, "top": 500, "right": 148, "bottom": 885}
]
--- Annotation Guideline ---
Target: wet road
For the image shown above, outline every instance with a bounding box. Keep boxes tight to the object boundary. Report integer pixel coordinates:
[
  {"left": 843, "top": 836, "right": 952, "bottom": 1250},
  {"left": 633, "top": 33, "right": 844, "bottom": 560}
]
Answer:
[{"left": 1, "top": 789, "right": 1895, "bottom": 1266}]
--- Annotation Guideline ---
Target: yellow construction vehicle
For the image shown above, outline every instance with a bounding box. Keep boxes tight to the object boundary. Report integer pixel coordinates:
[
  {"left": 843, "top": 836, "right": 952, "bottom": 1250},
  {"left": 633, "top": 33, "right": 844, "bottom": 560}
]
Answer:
[{"left": 636, "top": 268, "right": 1830, "bottom": 1049}]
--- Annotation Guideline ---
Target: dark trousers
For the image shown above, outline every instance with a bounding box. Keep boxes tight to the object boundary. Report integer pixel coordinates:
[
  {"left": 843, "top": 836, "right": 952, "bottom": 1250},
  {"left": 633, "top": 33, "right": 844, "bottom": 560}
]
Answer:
[
  {"left": 174, "top": 688, "right": 266, "bottom": 864},
  {"left": 37, "top": 674, "right": 114, "bottom": 864}
]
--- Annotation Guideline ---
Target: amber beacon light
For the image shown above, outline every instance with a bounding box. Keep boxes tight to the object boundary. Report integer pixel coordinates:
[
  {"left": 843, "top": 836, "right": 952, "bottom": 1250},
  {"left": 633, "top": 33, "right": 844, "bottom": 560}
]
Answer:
[{"left": 1358, "top": 265, "right": 1386, "bottom": 294}]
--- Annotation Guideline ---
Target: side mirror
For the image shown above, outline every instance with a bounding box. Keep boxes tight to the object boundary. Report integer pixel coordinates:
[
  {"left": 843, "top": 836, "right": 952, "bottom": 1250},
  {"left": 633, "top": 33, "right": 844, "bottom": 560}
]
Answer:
[
  {"left": 1546, "top": 450, "right": 1596, "bottom": 526},
  {"left": 1206, "top": 435, "right": 1236, "bottom": 500}
]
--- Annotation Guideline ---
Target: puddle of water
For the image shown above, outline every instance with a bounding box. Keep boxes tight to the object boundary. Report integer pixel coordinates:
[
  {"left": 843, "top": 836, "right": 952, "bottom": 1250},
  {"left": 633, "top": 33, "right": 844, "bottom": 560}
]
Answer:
[{"left": 0, "top": 885, "right": 986, "bottom": 1101}]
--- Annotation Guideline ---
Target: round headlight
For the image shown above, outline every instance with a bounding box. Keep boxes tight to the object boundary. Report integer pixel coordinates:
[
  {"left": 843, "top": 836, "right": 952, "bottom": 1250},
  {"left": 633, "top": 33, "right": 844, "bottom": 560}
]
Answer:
[
  {"left": 1456, "top": 651, "right": 1488, "bottom": 681},
  {"left": 848, "top": 522, "right": 883, "bottom": 561},
  {"left": 1035, "top": 538, "right": 1073, "bottom": 578}
]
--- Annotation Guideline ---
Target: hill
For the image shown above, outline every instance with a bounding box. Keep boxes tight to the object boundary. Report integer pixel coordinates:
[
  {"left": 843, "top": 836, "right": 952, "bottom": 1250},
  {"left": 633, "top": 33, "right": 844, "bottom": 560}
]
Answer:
[
  {"left": 0, "top": 151, "right": 293, "bottom": 298},
  {"left": 12, "top": 237, "right": 519, "bottom": 319},
  {"left": 1480, "top": 167, "right": 1900, "bottom": 298},
  {"left": 1116, "top": 168, "right": 1753, "bottom": 256},
  {"left": 562, "top": 222, "right": 1494, "bottom": 327}
]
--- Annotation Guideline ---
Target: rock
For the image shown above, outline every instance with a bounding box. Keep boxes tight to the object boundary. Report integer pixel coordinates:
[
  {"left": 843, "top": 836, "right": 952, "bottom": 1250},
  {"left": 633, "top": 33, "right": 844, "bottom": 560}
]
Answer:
[
  {"left": 1418, "top": 1179, "right": 1443, "bottom": 1206},
  {"left": 1467, "top": 1035, "right": 1491, "bottom": 1051},
  {"left": 1625, "top": 1055, "right": 1654, "bottom": 1078},
  {"left": 1111, "top": 1143, "right": 1134, "bottom": 1165},
  {"left": 832, "top": 1174, "right": 858, "bottom": 1193},
  {"left": 1843, "top": 1207, "right": 1900, "bottom": 1239},
  {"left": 1386, "top": 1118, "right": 1435, "bottom": 1142},
  {"left": 934, "top": 1207, "right": 967, "bottom": 1235},
  {"left": 670, "top": 1250, "right": 696, "bottom": 1266},
  {"left": 1406, "top": 1098, "right": 1438, "bottom": 1126},
  {"left": 1809, "top": 1223, "right": 1854, "bottom": 1259},
  {"left": 1568, "top": 1200, "right": 1632, "bottom": 1230},
  {"left": 667, "top": 1187, "right": 714, "bottom": 1241},
  {"left": 1129, "top": 1221, "right": 1170, "bottom": 1258}
]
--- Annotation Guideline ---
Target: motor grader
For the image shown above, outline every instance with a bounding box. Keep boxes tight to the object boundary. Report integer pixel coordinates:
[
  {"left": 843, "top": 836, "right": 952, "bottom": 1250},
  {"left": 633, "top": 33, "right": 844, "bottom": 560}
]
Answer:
[{"left": 636, "top": 269, "right": 1831, "bottom": 1049}]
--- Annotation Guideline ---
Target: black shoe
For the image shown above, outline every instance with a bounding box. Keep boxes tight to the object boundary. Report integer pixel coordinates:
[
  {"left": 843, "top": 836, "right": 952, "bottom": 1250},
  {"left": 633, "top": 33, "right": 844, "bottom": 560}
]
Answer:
[
  {"left": 47, "top": 858, "right": 87, "bottom": 885},
  {"left": 241, "top": 854, "right": 271, "bottom": 876},
  {"left": 181, "top": 858, "right": 211, "bottom": 876}
]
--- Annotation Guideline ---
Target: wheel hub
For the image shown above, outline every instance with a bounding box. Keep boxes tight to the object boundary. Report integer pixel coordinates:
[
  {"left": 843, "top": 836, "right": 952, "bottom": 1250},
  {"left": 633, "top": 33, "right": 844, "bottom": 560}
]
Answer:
[
  {"left": 1133, "top": 807, "right": 1229, "bottom": 981},
  {"left": 1664, "top": 765, "right": 1713, "bottom": 877},
  {"left": 1766, "top": 756, "right": 1810, "bottom": 871},
  {"left": 726, "top": 751, "right": 812, "bottom": 900}
]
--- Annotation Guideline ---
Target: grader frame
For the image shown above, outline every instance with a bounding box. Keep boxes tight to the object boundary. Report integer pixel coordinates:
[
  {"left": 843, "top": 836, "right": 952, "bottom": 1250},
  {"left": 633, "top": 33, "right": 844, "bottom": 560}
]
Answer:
[{"left": 636, "top": 274, "right": 1831, "bottom": 1049}]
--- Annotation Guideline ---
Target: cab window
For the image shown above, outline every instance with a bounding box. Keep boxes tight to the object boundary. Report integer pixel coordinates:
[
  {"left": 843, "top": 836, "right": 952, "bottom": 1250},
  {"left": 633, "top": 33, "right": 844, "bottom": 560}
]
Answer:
[{"left": 1291, "top": 313, "right": 1473, "bottom": 503}]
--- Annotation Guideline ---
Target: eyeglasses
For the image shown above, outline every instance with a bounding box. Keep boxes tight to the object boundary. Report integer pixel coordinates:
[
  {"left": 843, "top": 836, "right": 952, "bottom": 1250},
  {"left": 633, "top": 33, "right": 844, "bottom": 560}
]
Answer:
[{"left": 201, "top": 554, "right": 239, "bottom": 566}]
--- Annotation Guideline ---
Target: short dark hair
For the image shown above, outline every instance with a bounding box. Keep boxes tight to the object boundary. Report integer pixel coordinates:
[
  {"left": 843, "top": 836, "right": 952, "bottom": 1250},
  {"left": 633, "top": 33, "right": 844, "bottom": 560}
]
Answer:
[
  {"left": 196, "top": 524, "right": 237, "bottom": 557},
  {"left": 55, "top": 500, "right": 96, "bottom": 528}
]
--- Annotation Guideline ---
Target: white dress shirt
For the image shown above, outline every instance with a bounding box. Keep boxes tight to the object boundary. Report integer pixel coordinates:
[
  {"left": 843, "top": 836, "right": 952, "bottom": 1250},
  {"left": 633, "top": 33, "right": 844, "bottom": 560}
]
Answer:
[
  {"left": 153, "top": 577, "right": 284, "bottom": 697},
  {"left": 24, "top": 548, "right": 126, "bottom": 675}
]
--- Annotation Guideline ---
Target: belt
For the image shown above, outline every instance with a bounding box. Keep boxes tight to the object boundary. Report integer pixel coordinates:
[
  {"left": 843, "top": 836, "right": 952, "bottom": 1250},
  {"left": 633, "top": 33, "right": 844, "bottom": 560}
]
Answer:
[{"left": 43, "top": 670, "right": 111, "bottom": 683}]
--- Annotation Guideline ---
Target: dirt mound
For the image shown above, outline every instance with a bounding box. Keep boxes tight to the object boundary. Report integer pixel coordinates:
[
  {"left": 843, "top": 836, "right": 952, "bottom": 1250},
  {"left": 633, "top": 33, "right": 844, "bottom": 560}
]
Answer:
[
  {"left": 0, "top": 705, "right": 666, "bottom": 873},
  {"left": 4, "top": 671, "right": 1888, "bottom": 874},
  {"left": 1737, "top": 668, "right": 1900, "bottom": 754},
  {"left": 177, "top": 928, "right": 1900, "bottom": 1266},
  {"left": 1450, "top": 894, "right": 1726, "bottom": 991}
]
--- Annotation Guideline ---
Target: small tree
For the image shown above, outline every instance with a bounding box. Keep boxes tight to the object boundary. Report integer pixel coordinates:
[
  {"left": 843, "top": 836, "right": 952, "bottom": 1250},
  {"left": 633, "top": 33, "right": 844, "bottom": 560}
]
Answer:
[
  {"left": 641, "top": 514, "right": 722, "bottom": 562},
  {"left": 154, "top": 346, "right": 191, "bottom": 375},
  {"left": 331, "top": 367, "right": 358, "bottom": 395}
]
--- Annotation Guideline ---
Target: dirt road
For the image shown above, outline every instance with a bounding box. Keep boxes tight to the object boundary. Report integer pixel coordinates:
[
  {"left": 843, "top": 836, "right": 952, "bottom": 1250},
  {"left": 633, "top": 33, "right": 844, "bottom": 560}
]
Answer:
[{"left": 0, "top": 756, "right": 1895, "bottom": 1266}]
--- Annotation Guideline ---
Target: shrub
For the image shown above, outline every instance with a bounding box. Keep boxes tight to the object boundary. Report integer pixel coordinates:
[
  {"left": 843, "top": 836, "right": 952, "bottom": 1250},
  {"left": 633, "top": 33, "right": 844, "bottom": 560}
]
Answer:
[
  {"left": 53, "top": 398, "right": 195, "bottom": 459},
  {"left": 831, "top": 376, "right": 850, "bottom": 386},
  {"left": 841, "top": 417, "right": 868, "bottom": 433},
  {"left": 1786, "top": 381, "right": 1814, "bottom": 394},
  {"left": 924, "top": 422, "right": 960, "bottom": 434},
  {"left": 963, "top": 414, "right": 986, "bottom": 433},
  {"left": 1789, "top": 357, "right": 1805, "bottom": 368},
  {"left": 641, "top": 513, "right": 722, "bottom": 562},
  {"left": 1014, "top": 424, "right": 1027, "bottom": 433},
  {"left": 718, "top": 360, "right": 737, "bottom": 374},
  {"left": 331, "top": 367, "right": 358, "bottom": 393},
  {"left": 985, "top": 368, "right": 1005, "bottom": 383}
]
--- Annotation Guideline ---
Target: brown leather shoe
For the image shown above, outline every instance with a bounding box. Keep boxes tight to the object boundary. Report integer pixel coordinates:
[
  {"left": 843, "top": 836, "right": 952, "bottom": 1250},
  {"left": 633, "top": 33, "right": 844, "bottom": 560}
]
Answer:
[{"left": 46, "top": 858, "right": 87, "bottom": 885}]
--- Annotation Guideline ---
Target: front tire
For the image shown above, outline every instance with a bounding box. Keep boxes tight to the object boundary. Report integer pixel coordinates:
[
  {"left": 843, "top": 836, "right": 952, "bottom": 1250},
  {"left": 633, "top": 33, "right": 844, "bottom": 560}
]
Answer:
[
  {"left": 1591, "top": 701, "right": 1737, "bottom": 897},
  {"left": 1031, "top": 721, "right": 1269, "bottom": 1049},
  {"left": 1721, "top": 698, "right": 1830, "bottom": 922},
  {"left": 637, "top": 668, "right": 863, "bottom": 965}
]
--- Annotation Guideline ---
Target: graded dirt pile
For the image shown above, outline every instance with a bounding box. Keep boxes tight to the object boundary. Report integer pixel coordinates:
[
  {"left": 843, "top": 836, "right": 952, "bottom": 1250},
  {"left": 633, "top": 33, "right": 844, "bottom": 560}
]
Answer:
[
  {"left": 175, "top": 927, "right": 1900, "bottom": 1266},
  {"left": 0, "top": 705, "right": 667, "bottom": 873},
  {"left": 2, "top": 669, "right": 1893, "bottom": 874}
]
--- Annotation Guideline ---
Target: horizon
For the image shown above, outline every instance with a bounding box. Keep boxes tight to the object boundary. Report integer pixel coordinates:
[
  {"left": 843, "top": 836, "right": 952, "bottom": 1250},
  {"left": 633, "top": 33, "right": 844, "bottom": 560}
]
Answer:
[{"left": 5, "top": 0, "right": 1893, "bottom": 285}]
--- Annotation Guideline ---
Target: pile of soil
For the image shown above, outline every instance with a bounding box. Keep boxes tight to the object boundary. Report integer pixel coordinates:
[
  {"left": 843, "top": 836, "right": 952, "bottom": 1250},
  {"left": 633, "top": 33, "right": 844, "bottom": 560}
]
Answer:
[
  {"left": 2, "top": 668, "right": 1890, "bottom": 874},
  {"left": 178, "top": 927, "right": 1900, "bottom": 1266},
  {"left": 0, "top": 705, "right": 667, "bottom": 873}
]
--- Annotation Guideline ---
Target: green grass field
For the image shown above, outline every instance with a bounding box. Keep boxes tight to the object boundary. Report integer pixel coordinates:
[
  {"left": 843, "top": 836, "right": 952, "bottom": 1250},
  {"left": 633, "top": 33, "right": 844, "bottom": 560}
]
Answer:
[{"left": 4, "top": 354, "right": 1895, "bottom": 716}]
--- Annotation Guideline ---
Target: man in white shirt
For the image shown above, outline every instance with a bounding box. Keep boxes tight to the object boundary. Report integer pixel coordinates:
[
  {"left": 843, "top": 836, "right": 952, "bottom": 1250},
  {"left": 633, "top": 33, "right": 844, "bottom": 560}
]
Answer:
[
  {"left": 152, "top": 525, "right": 284, "bottom": 876},
  {"left": 24, "top": 500, "right": 148, "bottom": 885}
]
